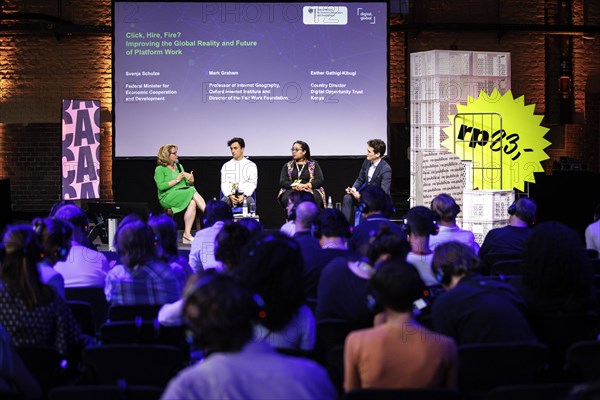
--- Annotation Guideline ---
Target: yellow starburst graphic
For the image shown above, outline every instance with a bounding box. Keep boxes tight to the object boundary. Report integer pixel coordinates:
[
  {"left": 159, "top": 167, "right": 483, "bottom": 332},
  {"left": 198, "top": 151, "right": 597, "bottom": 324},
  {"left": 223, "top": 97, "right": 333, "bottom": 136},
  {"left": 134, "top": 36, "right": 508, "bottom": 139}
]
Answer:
[{"left": 442, "top": 89, "right": 550, "bottom": 192}]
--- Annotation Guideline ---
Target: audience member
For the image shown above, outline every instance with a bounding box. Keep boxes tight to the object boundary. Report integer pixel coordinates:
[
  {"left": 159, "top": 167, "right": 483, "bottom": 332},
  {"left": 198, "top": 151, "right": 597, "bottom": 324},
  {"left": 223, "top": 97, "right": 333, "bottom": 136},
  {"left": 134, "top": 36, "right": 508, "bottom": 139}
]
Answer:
[
  {"left": 0, "top": 225, "right": 84, "bottom": 356},
  {"left": 33, "top": 217, "right": 70, "bottom": 298},
  {"left": 161, "top": 272, "right": 336, "bottom": 400},
  {"left": 105, "top": 219, "right": 183, "bottom": 305},
  {"left": 236, "top": 217, "right": 263, "bottom": 237},
  {"left": 149, "top": 213, "right": 193, "bottom": 278},
  {"left": 404, "top": 206, "right": 439, "bottom": 286},
  {"left": 349, "top": 185, "right": 403, "bottom": 255},
  {"left": 280, "top": 191, "right": 315, "bottom": 237},
  {"left": 342, "top": 139, "right": 392, "bottom": 225},
  {"left": 53, "top": 204, "right": 110, "bottom": 288},
  {"left": 317, "top": 225, "right": 410, "bottom": 328},
  {"left": 479, "top": 197, "right": 537, "bottom": 269},
  {"left": 0, "top": 324, "right": 41, "bottom": 399},
  {"left": 344, "top": 258, "right": 457, "bottom": 391},
  {"left": 220, "top": 137, "right": 258, "bottom": 209},
  {"left": 429, "top": 193, "right": 479, "bottom": 253},
  {"left": 234, "top": 232, "right": 315, "bottom": 351},
  {"left": 585, "top": 203, "right": 600, "bottom": 254},
  {"left": 158, "top": 222, "right": 253, "bottom": 327},
  {"left": 188, "top": 200, "right": 233, "bottom": 272},
  {"left": 430, "top": 242, "right": 536, "bottom": 345},
  {"left": 49, "top": 199, "right": 96, "bottom": 250},
  {"left": 511, "top": 222, "right": 598, "bottom": 370},
  {"left": 301, "top": 208, "right": 357, "bottom": 299}
]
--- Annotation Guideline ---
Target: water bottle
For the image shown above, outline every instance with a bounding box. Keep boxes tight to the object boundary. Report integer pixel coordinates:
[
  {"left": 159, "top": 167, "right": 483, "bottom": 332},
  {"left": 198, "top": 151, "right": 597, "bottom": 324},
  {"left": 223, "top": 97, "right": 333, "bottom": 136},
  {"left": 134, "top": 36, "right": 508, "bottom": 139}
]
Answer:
[
  {"left": 327, "top": 196, "right": 333, "bottom": 209},
  {"left": 242, "top": 197, "right": 248, "bottom": 215}
]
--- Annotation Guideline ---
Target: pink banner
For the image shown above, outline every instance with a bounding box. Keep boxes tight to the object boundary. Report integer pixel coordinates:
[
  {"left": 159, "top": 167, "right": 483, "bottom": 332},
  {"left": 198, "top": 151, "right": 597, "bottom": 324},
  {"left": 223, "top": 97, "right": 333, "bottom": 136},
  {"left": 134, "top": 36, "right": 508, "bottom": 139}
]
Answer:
[{"left": 61, "top": 99, "right": 101, "bottom": 200}]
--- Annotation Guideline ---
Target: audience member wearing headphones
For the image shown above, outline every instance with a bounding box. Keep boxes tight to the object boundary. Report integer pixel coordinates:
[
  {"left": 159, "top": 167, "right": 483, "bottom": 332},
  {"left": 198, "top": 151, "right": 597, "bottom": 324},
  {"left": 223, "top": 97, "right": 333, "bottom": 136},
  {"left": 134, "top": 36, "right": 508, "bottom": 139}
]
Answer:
[
  {"left": 149, "top": 213, "right": 193, "bottom": 279},
  {"left": 348, "top": 185, "right": 403, "bottom": 256},
  {"left": 232, "top": 232, "right": 315, "bottom": 351},
  {"left": 585, "top": 203, "right": 600, "bottom": 254},
  {"left": 53, "top": 204, "right": 110, "bottom": 288},
  {"left": 317, "top": 224, "right": 410, "bottom": 329},
  {"left": 510, "top": 222, "right": 598, "bottom": 370},
  {"left": 162, "top": 271, "right": 337, "bottom": 400},
  {"left": 478, "top": 197, "right": 537, "bottom": 270},
  {"left": 404, "top": 206, "right": 440, "bottom": 286},
  {"left": 158, "top": 222, "right": 254, "bottom": 327},
  {"left": 290, "top": 201, "right": 322, "bottom": 297},
  {"left": 34, "top": 217, "right": 72, "bottom": 298},
  {"left": 429, "top": 193, "right": 480, "bottom": 253},
  {"left": 301, "top": 208, "right": 359, "bottom": 300},
  {"left": 280, "top": 191, "right": 315, "bottom": 237},
  {"left": 341, "top": 139, "right": 392, "bottom": 226},
  {"left": 188, "top": 200, "right": 233, "bottom": 273},
  {"left": 344, "top": 258, "right": 458, "bottom": 392},
  {"left": 430, "top": 242, "right": 536, "bottom": 345},
  {"left": 105, "top": 219, "right": 183, "bottom": 306},
  {"left": 0, "top": 224, "right": 86, "bottom": 356}
]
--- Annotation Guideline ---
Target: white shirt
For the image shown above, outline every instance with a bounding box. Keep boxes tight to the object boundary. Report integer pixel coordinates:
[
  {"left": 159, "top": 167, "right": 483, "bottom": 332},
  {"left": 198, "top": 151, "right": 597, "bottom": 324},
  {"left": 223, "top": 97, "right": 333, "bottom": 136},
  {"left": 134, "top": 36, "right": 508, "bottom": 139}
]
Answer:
[
  {"left": 585, "top": 220, "right": 600, "bottom": 253},
  {"left": 368, "top": 159, "right": 381, "bottom": 183},
  {"left": 220, "top": 157, "right": 258, "bottom": 197},
  {"left": 429, "top": 225, "right": 481, "bottom": 254},
  {"left": 54, "top": 243, "right": 109, "bottom": 288},
  {"left": 406, "top": 252, "right": 437, "bottom": 286},
  {"left": 188, "top": 221, "right": 226, "bottom": 273}
]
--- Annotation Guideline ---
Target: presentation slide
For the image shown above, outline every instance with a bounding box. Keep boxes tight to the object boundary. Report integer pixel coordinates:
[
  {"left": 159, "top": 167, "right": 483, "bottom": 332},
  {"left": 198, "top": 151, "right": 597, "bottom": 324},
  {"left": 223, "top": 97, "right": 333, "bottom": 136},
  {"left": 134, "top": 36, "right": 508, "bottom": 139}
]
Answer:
[{"left": 113, "top": 2, "right": 388, "bottom": 157}]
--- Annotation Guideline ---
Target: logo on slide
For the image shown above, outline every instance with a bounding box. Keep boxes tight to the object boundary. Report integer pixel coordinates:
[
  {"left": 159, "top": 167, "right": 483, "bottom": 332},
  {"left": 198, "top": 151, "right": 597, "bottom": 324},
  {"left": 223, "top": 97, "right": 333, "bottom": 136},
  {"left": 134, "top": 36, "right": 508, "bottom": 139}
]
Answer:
[{"left": 303, "top": 6, "right": 347, "bottom": 25}]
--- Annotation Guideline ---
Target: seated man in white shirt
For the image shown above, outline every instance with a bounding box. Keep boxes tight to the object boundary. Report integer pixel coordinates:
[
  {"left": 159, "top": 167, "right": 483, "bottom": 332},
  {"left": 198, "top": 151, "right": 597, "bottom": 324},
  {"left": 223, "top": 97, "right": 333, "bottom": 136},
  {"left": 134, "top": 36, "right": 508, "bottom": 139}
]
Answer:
[
  {"left": 429, "top": 193, "right": 480, "bottom": 253},
  {"left": 220, "top": 137, "right": 258, "bottom": 210},
  {"left": 53, "top": 204, "right": 110, "bottom": 288}
]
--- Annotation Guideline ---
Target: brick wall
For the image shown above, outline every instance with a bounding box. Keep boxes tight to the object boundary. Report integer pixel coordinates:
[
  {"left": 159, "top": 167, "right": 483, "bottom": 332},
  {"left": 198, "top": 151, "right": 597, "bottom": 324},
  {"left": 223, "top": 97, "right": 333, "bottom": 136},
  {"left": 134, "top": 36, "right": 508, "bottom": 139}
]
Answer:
[{"left": 0, "top": 0, "right": 598, "bottom": 214}]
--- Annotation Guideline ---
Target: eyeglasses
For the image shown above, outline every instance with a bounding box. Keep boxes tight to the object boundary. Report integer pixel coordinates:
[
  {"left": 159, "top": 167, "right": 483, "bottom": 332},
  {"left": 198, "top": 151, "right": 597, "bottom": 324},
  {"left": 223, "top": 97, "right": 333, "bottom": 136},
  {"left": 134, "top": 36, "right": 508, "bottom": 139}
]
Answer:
[
  {"left": 170, "top": 151, "right": 178, "bottom": 155},
  {"left": 291, "top": 148, "right": 302, "bottom": 152}
]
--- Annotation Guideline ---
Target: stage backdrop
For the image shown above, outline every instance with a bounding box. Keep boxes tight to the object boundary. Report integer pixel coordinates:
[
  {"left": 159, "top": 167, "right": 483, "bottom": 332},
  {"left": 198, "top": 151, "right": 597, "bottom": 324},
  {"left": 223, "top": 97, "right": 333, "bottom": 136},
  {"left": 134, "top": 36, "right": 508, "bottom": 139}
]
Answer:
[{"left": 61, "top": 99, "right": 101, "bottom": 200}]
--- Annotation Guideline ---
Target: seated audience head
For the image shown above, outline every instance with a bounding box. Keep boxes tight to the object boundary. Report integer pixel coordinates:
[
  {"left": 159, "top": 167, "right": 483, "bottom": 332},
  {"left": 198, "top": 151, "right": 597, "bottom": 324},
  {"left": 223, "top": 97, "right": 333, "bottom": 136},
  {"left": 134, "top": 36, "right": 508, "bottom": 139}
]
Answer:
[
  {"left": 115, "top": 219, "right": 157, "bottom": 269},
  {"left": 404, "top": 206, "right": 439, "bottom": 238},
  {"left": 370, "top": 258, "right": 425, "bottom": 313},
  {"left": 148, "top": 213, "right": 179, "bottom": 259},
  {"left": 508, "top": 197, "right": 537, "bottom": 225},
  {"left": 234, "top": 232, "right": 305, "bottom": 331},
  {"left": 430, "top": 193, "right": 460, "bottom": 223},
  {"left": 48, "top": 199, "right": 75, "bottom": 217},
  {"left": 0, "top": 225, "right": 52, "bottom": 307},
  {"left": 157, "top": 144, "right": 177, "bottom": 166},
  {"left": 286, "top": 191, "right": 315, "bottom": 220},
  {"left": 522, "top": 221, "right": 594, "bottom": 300},
  {"left": 203, "top": 200, "right": 233, "bottom": 227},
  {"left": 236, "top": 217, "right": 263, "bottom": 236},
  {"left": 214, "top": 221, "right": 252, "bottom": 271},
  {"left": 367, "top": 138, "right": 386, "bottom": 157},
  {"left": 53, "top": 204, "right": 89, "bottom": 243},
  {"left": 366, "top": 224, "right": 411, "bottom": 264},
  {"left": 431, "top": 241, "right": 480, "bottom": 289},
  {"left": 183, "top": 270, "right": 256, "bottom": 352},
  {"left": 359, "top": 185, "right": 390, "bottom": 216},
  {"left": 313, "top": 208, "right": 350, "bottom": 239},
  {"left": 32, "top": 217, "right": 72, "bottom": 265},
  {"left": 295, "top": 201, "right": 319, "bottom": 231}
]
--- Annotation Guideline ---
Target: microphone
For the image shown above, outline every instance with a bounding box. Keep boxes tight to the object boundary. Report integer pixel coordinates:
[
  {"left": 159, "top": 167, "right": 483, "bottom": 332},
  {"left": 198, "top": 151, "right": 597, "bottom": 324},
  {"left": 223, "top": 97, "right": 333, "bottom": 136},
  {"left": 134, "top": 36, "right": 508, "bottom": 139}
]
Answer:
[{"left": 175, "top": 162, "right": 182, "bottom": 173}]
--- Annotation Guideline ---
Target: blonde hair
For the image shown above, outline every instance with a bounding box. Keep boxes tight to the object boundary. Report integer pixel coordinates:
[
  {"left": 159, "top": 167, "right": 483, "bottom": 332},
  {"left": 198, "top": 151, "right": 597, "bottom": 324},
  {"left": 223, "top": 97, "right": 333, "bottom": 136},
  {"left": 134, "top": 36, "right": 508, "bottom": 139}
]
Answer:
[{"left": 157, "top": 144, "right": 177, "bottom": 166}]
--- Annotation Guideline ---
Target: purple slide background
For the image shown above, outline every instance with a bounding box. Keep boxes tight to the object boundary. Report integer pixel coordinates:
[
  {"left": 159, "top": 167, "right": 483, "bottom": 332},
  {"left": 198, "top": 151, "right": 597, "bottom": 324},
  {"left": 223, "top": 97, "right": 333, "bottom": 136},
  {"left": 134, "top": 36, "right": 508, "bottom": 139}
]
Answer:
[{"left": 114, "top": 2, "right": 388, "bottom": 157}]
